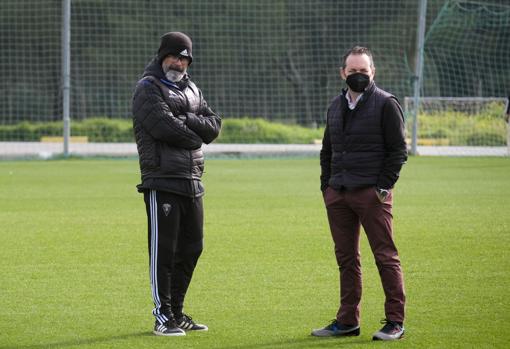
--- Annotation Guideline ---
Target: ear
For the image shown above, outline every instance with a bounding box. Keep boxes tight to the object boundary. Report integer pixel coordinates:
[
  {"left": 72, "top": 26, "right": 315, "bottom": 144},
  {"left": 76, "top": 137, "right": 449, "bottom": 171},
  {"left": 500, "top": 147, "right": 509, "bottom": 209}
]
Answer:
[
  {"left": 371, "top": 66, "right": 376, "bottom": 79},
  {"left": 340, "top": 67, "right": 346, "bottom": 80}
]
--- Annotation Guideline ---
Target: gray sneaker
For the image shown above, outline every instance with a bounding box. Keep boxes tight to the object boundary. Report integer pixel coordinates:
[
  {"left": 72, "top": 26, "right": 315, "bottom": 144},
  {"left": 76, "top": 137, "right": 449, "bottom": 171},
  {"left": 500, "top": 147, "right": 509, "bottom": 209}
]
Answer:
[
  {"left": 153, "top": 320, "right": 186, "bottom": 336},
  {"left": 372, "top": 319, "right": 404, "bottom": 340},
  {"left": 311, "top": 319, "right": 360, "bottom": 337}
]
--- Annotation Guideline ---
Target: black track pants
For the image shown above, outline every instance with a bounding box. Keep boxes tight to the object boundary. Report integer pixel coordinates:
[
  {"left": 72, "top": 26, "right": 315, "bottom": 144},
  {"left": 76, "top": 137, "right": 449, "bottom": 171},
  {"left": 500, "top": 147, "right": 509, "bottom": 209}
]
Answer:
[{"left": 144, "top": 190, "right": 204, "bottom": 324}]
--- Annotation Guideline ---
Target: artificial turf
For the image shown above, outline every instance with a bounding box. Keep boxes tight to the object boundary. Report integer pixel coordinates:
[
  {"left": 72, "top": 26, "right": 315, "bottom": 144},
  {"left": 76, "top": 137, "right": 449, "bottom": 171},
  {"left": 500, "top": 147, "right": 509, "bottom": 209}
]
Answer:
[{"left": 0, "top": 157, "right": 509, "bottom": 348}]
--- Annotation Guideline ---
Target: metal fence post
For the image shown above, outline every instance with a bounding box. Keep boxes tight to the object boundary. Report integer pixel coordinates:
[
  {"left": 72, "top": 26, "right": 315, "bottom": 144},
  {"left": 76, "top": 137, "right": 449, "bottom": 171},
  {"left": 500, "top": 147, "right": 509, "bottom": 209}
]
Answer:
[
  {"left": 62, "top": 0, "right": 71, "bottom": 157},
  {"left": 411, "top": 0, "right": 427, "bottom": 155},
  {"left": 506, "top": 96, "right": 510, "bottom": 156}
]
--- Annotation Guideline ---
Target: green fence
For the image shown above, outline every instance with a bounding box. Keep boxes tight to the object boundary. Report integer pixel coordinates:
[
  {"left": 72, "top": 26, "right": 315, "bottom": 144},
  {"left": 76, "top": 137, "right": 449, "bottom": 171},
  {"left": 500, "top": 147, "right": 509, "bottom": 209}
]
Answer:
[{"left": 0, "top": 0, "right": 509, "bottom": 155}]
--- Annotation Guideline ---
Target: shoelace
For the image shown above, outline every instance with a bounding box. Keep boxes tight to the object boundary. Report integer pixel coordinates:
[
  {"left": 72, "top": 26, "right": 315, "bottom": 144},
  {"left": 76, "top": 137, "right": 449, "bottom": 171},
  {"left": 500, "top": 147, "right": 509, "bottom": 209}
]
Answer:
[
  {"left": 379, "top": 319, "right": 400, "bottom": 332},
  {"left": 324, "top": 319, "right": 342, "bottom": 330}
]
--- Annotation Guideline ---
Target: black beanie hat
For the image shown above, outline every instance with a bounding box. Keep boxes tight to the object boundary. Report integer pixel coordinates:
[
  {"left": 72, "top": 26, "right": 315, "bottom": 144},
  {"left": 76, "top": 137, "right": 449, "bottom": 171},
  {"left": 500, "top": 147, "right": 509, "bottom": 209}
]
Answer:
[{"left": 157, "top": 32, "right": 193, "bottom": 65}]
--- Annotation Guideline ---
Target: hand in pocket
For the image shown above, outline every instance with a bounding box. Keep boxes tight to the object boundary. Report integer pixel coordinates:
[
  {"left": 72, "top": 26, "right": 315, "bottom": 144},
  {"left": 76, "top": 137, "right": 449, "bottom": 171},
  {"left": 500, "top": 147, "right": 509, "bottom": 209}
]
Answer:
[{"left": 375, "top": 188, "right": 391, "bottom": 203}]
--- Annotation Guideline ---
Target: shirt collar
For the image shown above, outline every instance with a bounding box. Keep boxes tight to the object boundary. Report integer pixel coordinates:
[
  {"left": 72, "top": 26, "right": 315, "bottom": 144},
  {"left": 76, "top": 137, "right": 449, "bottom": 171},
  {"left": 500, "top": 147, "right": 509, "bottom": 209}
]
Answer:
[{"left": 346, "top": 91, "right": 363, "bottom": 110}]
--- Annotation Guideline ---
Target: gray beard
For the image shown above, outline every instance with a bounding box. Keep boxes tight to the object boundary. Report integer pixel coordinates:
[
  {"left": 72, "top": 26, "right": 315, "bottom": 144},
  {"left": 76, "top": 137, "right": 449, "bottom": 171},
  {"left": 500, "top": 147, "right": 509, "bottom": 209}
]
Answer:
[{"left": 165, "top": 69, "right": 186, "bottom": 82}]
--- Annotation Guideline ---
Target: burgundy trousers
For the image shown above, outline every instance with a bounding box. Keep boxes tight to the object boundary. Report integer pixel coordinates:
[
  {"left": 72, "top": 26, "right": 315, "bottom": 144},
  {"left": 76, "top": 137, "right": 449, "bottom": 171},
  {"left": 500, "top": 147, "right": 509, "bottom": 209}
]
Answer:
[{"left": 323, "top": 186, "right": 405, "bottom": 325}]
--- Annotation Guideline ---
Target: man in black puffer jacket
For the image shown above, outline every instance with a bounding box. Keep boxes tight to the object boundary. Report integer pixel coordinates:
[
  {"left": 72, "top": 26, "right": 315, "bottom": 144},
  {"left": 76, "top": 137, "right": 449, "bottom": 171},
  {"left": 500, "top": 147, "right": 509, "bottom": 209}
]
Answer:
[
  {"left": 312, "top": 46, "right": 407, "bottom": 341},
  {"left": 132, "top": 32, "right": 221, "bottom": 337}
]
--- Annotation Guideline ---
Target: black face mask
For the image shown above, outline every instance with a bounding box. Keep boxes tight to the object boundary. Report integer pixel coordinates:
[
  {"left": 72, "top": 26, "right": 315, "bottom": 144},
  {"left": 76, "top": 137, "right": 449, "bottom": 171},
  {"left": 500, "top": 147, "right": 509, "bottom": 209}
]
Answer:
[{"left": 346, "top": 73, "right": 370, "bottom": 92}]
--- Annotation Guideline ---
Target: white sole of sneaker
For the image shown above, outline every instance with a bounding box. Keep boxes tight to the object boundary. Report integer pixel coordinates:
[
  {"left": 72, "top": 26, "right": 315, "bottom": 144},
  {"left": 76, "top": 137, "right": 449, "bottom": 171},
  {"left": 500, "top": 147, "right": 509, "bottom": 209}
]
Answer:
[
  {"left": 372, "top": 331, "right": 404, "bottom": 340},
  {"left": 311, "top": 326, "right": 360, "bottom": 337},
  {"left": 153, "top": 330, "right": 186, "bottom": 336}
]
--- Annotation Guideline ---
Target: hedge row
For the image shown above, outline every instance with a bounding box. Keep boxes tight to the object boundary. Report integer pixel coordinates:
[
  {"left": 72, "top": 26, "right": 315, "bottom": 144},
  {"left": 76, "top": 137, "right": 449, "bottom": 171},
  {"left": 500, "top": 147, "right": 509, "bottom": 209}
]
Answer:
[
  {"left": 0, "top": 118, "right": 323, "bottom": 144},
  {"left": 217, "top": 118, "right": 323, "bottom": 143},
  {"left": 0, "top": 114, "right": 506, "bottom": 145}
]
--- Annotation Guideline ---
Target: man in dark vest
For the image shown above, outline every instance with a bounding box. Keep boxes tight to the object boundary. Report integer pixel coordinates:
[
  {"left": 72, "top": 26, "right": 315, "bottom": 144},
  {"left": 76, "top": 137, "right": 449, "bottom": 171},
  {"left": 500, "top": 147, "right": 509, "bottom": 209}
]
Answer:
[
  {"left": 311, "top": 46, "right": 407, "bottom": 341},
  {"left": 132, "top": 32, "right": 221, "bottom": 336}
]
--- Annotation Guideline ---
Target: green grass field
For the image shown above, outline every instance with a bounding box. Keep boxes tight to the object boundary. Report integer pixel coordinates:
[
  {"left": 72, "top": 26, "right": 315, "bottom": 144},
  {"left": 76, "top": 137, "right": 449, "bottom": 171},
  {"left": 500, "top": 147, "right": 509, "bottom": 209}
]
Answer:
[{"left": 1, "top": 157, "right": 509, "bottom": 349}]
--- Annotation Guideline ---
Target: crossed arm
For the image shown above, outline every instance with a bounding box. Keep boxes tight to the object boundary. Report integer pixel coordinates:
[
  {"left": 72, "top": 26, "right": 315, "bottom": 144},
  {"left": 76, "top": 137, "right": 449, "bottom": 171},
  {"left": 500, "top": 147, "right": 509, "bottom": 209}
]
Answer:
[{"left": 133, "top": 81, "right": 221, "bottom": 149}]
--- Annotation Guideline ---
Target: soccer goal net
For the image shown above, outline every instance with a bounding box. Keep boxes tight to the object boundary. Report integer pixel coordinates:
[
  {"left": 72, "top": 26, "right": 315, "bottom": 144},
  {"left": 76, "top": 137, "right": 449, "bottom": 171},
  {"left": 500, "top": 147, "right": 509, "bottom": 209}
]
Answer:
[
  {"left": 406, "top": 0, "right": 510, "bottom": 156},
  {"left": 404, "top": 97, "right": 509, "bottom": 155}
]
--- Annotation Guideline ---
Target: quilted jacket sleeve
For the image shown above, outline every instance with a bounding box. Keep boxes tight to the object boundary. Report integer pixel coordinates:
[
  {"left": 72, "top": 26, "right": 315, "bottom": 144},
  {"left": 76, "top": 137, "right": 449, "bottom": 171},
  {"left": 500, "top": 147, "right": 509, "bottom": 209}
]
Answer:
[
  {"left": 184, "top": 99, "right": 222, "bottom": 144},
  {"left": 319, "top": 122, "right": 332, "bottom": 191},
  {"left": 377, "top": 97, "right": 408, "bottom": 189}
]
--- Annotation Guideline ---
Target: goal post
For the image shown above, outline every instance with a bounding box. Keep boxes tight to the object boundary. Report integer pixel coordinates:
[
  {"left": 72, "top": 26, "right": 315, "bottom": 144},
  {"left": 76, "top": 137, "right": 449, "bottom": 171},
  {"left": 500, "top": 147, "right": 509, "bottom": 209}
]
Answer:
[{"left": 507, "top": 98, "right": 510, "bottom": 156}]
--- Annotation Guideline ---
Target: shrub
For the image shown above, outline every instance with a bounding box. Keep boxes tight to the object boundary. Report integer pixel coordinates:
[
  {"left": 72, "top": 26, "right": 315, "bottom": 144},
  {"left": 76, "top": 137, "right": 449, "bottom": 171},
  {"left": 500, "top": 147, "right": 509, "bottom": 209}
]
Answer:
[
  {"left": 216, "top": 118, "right": 323, "bottom": 144},
  {"left": 72, "top": 118, "right": 134, "bottom": 142},
  {"left": 465, "top": 132, "right": 506, "bottom": 146},
  {"left": 410, "top": 110, "right": 507, "bottom": 146}
]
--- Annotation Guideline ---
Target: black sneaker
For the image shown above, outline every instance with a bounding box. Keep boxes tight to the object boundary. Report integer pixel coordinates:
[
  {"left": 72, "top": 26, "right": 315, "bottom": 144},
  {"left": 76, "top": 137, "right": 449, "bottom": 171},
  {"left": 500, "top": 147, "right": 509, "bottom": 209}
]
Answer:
[
  {"left": 311, "top": 319, "right": 360, "bottom": 337},
  {"left": 372, "top": 319, "right": 405, "bottom": 340},
  {"left": 176, "top": 313, "right": 208, "bottom": 331},
  {"left": 153, "top": 320, "right": 186, "bottom": 336}
]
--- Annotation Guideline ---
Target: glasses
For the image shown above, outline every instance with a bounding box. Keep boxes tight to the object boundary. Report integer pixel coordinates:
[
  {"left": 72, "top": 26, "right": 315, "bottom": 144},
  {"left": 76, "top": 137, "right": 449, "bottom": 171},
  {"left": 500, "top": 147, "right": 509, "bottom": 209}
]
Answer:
[{"left": 167, "top": 55, "right": 190, "bottom": 63}]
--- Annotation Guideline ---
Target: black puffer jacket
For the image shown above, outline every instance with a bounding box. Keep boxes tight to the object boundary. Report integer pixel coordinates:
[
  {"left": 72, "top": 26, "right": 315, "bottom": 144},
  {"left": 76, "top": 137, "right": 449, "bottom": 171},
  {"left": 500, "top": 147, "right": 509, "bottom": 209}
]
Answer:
[{"left": 132, "top": 58, "right": 221, "bottom": 183}]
